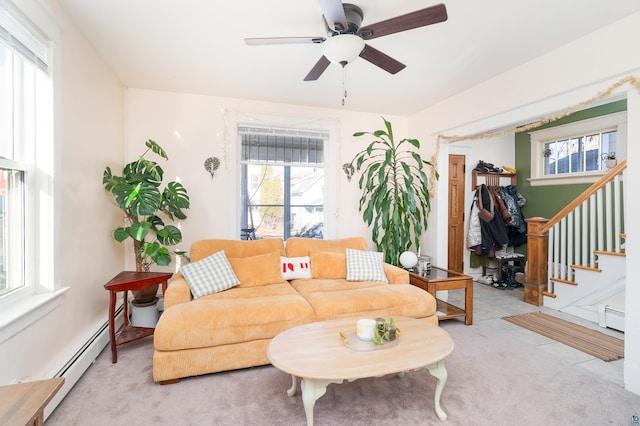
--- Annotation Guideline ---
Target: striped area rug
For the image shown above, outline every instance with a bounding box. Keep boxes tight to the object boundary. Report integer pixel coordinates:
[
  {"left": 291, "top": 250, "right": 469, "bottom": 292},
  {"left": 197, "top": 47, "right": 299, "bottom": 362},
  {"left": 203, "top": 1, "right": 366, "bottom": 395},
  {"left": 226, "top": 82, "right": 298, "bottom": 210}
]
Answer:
[{"left": 503, "top": 311, "right": 624, "bottom": 362}]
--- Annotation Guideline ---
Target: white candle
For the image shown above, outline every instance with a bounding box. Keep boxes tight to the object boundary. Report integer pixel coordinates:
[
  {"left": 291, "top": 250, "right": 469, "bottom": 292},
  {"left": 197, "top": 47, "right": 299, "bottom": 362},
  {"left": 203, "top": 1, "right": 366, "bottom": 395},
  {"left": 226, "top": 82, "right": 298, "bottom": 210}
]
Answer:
[{"left": 356, "top": 318, "right": 376, "bottom": 340}]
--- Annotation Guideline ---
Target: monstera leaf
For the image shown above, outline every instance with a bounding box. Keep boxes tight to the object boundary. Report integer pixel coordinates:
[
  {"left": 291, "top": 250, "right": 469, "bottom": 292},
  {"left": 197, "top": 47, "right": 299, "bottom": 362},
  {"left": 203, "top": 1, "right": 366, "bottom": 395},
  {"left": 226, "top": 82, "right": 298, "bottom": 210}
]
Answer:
[{"left": 103, "top": 140, "right": 190, "bottom": 271}]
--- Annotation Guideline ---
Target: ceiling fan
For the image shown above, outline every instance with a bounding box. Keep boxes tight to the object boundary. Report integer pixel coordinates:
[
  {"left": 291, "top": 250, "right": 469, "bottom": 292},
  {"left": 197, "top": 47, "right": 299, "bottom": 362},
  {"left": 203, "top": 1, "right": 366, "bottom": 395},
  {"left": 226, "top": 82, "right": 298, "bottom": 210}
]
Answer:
[{"left": 245, "top": 1, "right": 448, "bottom": 81}]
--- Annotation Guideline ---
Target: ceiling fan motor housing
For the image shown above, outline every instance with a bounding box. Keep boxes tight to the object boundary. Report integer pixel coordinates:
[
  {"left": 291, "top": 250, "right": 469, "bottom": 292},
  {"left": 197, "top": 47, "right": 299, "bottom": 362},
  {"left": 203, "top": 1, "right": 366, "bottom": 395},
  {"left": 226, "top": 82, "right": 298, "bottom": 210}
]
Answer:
[{"left": 326, "top": 3, "right": 363, "bottom": 35}]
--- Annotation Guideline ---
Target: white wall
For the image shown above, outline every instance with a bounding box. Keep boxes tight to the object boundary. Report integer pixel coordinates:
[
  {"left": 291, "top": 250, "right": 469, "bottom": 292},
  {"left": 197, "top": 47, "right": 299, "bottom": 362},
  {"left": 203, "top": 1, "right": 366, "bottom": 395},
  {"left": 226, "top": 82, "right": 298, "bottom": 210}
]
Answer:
[
  {"left": 124, "top": 88, "right": 408, "bottom": 267},
  {"left": 0, "top": 0, "right": 124, "bottom": 385},
  {"left": 409, "top": 11, "right": 640, "bottom": 393}
]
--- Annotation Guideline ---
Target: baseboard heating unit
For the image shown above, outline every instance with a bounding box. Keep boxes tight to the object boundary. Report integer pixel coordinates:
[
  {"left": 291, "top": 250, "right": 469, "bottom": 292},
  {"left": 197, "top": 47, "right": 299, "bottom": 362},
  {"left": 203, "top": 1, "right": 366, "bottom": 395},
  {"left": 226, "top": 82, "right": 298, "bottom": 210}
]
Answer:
[{"left": 598, "top": 304, "right": 625, "bottom": 332}]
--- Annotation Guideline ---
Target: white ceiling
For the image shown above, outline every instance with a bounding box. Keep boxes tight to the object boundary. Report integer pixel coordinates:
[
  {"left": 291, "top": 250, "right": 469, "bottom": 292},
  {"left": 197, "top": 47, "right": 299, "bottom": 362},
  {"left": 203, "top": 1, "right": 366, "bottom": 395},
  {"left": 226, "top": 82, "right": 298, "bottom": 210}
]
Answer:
[{"left": 55, "top": 0, "right": 640, "bottom": 116}]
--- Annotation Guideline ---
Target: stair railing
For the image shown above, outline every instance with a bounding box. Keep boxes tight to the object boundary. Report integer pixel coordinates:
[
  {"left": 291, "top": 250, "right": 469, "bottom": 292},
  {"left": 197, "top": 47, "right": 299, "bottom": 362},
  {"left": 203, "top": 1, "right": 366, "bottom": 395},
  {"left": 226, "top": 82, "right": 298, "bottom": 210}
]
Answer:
[{"left": 524, "top": 159, "right": 626, "bottom": 305}]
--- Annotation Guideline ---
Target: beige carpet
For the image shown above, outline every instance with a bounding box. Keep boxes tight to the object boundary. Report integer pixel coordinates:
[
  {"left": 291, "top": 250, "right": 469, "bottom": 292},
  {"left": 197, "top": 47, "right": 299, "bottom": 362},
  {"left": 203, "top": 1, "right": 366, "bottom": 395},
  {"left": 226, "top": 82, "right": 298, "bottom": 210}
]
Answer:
[
  {"left": 503, "top": 311, "right": 624, "bottom": 362},
  {"left": 46, "top": 320, "right": 640, "bottom": 426}
]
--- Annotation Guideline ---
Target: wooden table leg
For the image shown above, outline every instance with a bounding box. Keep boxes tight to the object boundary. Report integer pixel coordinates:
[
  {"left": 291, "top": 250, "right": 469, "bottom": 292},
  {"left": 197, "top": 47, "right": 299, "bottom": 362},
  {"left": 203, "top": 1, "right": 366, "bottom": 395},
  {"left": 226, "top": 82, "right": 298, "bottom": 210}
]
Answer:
[
  {"left": 465, "top": 280, "right": 473, "bottom": 325},
  {"left": 108, "top": 290, "right": 118, "bottom": 363}
]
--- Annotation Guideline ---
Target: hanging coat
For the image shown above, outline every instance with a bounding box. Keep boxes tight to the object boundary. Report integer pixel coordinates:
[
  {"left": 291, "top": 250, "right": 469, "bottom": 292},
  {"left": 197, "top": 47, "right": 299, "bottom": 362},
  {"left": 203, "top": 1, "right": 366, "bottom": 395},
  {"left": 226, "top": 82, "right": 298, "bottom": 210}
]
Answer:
[{"left": 477, "top": 184, "right": 509, "bottom": 255}]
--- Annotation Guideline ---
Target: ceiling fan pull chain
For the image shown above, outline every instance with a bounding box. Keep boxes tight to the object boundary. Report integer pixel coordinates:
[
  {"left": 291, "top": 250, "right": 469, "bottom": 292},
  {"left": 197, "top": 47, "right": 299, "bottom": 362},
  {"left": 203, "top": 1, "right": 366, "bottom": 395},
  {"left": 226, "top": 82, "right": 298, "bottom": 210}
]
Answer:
[{"left": 342, "top": 64, "right": 347, "bottom": 106}]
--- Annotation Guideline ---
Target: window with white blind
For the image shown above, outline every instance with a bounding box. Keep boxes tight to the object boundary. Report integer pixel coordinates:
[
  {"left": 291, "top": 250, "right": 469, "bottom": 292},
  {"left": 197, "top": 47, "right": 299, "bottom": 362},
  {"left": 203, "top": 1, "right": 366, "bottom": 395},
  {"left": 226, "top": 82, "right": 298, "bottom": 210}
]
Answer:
[
  {"left": 239, "top": 126, "right": 326, "bottom": 240},
  {"left": 0, "top": 0, "right": 52, "bottom": 301}
]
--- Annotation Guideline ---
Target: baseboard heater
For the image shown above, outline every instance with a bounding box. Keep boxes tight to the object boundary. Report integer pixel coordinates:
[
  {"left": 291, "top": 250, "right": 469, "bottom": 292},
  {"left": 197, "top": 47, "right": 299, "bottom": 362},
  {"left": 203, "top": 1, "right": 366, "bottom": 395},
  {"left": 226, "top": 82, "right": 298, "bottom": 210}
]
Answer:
[
  {"left": 45, "top": 304, "right": 124, "bottom": 419},
  {"left": 598, "top": 304, "right": 625, "bottom": 332}
]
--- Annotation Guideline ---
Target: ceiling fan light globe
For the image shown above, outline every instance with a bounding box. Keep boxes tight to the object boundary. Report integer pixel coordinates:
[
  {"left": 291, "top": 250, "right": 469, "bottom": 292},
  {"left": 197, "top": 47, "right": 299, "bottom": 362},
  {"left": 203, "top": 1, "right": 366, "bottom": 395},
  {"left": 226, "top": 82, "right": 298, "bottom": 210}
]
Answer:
[{"left": 322, "top": 34, "right": 364, "bottom": 66}]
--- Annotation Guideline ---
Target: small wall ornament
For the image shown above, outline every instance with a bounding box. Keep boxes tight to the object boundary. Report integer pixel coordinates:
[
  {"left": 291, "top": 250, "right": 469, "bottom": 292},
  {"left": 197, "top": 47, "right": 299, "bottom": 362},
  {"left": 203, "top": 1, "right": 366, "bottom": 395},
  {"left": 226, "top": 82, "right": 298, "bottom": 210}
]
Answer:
[
  {"left": 204, "top": 156, "right": 220, "bottom": 178},
  {"left": 342, "top": 163, "right": 355, "bottom": 181}
]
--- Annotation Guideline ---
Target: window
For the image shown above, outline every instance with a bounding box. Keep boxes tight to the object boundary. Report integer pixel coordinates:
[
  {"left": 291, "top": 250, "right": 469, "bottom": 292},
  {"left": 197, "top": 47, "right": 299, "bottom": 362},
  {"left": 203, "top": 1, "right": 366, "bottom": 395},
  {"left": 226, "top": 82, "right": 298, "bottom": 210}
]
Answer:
[
  {"left": 0, "top": 1, "right": 51, "bottom": 299},
  {"left": 529, "top": 111, "right": 626, "bottom": 186},
  {"left": 239, "top": 126, "right": 326, "bottom": 240}
]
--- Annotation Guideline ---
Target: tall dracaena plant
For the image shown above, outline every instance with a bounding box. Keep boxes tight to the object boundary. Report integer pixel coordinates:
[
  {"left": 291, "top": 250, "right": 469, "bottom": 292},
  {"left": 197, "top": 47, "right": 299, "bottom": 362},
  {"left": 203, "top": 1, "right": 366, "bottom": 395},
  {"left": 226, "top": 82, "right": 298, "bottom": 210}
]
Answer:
[
  {"left": 344, "top": 118, "right": 438, "bottom": 265},
  {"left": 103, "top": 140, "right": 190, "bottom": 271}
]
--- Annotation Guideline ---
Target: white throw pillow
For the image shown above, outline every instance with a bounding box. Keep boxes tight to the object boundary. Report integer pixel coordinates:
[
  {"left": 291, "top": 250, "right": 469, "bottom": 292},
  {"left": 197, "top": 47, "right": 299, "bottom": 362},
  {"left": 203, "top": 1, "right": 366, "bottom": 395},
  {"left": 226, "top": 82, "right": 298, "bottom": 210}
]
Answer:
[
  {"left": 346, "top": 248, "right": 388, "bottom": 283},
  {"left": 180, "top": 250, "right": 240, "bottom": 298},
  {"left": 280, "top": 256, "right": 311, "bottom": 280}
]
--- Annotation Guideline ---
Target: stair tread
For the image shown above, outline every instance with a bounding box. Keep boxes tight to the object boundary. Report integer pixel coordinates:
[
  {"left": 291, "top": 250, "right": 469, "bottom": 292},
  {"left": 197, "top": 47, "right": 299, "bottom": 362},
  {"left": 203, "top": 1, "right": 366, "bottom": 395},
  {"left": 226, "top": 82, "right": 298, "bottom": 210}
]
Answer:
[
  {"left": 571, "top": 265, "right": 601, "bottom": 272},
  {"left": 550, "top": 276, "right": 577, "bottom": 285},
  {"left": 594, "top": 250, "right": 626, "bottom": 257}
]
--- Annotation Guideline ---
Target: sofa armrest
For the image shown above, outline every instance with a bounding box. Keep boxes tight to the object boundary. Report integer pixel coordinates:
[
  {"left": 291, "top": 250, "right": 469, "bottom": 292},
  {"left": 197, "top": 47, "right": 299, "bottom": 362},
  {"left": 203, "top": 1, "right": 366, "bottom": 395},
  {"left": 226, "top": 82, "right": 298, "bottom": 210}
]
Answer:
[
  {"left": 164, "top": 272, "right": 193, "bottom": 310},
  {"left": 384, "top": 263, "right": 409, "bottom": 284}
]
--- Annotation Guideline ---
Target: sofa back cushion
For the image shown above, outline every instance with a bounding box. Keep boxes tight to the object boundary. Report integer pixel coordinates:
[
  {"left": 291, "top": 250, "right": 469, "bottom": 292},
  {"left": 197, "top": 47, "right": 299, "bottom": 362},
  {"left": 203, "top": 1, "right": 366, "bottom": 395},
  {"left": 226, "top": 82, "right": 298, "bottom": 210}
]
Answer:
[
  {"left": 310, "top": 251, "right": 347, "bottom": 279},
  {"left": 228, "top": 251, "right": 284, "bottom": 287},
  {"left": 285, "top": 237, "right": 367, "bottom": 257},
  {"left": 190, "top": 238, "right": 285, "bottom": 262}
]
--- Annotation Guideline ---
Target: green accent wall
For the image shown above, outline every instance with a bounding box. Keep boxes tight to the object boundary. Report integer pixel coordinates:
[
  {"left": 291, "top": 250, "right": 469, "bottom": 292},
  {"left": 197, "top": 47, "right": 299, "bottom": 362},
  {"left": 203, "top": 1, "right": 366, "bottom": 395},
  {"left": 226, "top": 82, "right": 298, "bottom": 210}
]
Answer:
[{"left": 514, "top": 100, "right": 627, "bottom": 221}]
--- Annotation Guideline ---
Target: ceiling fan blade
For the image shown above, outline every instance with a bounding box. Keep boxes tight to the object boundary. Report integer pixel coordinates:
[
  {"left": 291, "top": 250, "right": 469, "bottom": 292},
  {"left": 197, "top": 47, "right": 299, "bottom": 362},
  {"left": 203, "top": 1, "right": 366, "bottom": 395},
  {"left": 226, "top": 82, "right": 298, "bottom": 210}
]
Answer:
[
  {"left": 304, "top": 56, "right": 331, "bottom": 81},
  {"left": 359, "top": 44, "right": 406, "bottom": 74},
  {"left": 245, "top": 37, "right": 325, "bottom": 46},
  {"left": 357, "top": 3, "right": 448, "bottom": 40},
  {"left": 317, "top": 0, "right": 348, "bottom": 32}
]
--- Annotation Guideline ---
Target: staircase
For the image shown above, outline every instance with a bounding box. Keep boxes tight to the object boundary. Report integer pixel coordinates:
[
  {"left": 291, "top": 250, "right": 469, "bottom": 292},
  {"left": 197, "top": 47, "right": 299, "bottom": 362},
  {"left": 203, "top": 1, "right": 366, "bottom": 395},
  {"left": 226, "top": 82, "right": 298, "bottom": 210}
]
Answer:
[{"left": 524, "top": 160, "right": 626, "bottom": 332}]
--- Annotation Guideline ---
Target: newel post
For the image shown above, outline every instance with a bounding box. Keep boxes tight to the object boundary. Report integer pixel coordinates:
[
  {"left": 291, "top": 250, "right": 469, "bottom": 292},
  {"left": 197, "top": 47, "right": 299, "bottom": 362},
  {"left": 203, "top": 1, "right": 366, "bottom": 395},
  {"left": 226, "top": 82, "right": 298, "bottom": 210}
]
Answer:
[{"left": 524, "top": 217, "right": 549, "bottom": 306}]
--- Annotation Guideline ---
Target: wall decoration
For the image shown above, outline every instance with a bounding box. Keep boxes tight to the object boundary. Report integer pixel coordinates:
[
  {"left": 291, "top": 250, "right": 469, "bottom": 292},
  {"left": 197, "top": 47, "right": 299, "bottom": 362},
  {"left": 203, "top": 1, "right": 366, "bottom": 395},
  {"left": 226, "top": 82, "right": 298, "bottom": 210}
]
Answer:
[{"left": 204, "top": 156, "right": 221, "bottom": 178}]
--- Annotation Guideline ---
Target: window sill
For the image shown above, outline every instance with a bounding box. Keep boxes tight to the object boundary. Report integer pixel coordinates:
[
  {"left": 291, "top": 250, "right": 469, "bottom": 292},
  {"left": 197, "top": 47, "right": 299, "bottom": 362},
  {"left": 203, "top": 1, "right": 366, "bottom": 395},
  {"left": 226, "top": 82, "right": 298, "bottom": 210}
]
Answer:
[
  {"left": 0, "top": 287, "right": 69, "bottom": 344},
  {"left": 528, "top": 172, "right": 607, "bottom": 186}
]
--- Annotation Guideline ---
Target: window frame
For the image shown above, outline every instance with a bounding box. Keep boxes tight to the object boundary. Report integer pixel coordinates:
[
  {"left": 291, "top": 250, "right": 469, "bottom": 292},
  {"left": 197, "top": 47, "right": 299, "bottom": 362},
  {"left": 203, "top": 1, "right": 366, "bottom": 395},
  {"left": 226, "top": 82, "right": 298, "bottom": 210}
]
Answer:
[
  {"left": 0, "top": 0, "right": 65, "bottom": 345},
  {"left": 239, "top": 128, "right": 326, "bottom": 241},
  {"left": 528, "top": 111, "right": 626, "bottom": 186}
]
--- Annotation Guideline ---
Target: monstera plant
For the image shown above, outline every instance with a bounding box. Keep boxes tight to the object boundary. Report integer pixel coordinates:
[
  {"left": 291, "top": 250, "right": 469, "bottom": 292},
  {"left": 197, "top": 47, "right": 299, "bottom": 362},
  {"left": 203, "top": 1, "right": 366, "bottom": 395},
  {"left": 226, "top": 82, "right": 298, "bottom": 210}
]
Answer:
[
  {"left": 103, "top": 139, "right": 190, "bottom": 273},
  {"left": 344, "top": 118, "right": 438, "bottom": 266}
]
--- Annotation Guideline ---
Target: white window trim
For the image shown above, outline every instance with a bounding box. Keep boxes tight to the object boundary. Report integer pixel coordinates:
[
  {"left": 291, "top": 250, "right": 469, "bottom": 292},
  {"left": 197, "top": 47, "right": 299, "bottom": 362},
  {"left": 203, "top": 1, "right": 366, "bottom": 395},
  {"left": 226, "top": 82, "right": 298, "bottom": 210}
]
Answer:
[
  {"left": 0, "top": 287, "right": 68, "bottom": 344},
  {"left": 0, "top": 0, "right": 64, "bottom": 343},
  {"left": 528, "top": 111, "right": 626, "bottom": 186},
  {"left": 226, "top": 111, "right": 339, "bottom": 240}
]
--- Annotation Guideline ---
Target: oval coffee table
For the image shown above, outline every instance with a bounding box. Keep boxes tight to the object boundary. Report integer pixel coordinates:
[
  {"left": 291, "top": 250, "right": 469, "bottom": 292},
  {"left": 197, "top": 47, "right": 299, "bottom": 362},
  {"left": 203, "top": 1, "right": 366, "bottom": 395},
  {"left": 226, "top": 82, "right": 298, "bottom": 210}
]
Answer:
[{"left": 267, "top": 316, "right": 454, "bottom": 426}]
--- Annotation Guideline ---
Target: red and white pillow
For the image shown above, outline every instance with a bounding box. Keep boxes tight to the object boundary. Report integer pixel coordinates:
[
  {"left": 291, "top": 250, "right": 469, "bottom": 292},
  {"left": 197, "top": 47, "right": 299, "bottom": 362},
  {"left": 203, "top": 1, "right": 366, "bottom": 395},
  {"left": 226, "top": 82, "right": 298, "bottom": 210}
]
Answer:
[{"left": 280, "top": 256, "right": 311, "bottom": 280}]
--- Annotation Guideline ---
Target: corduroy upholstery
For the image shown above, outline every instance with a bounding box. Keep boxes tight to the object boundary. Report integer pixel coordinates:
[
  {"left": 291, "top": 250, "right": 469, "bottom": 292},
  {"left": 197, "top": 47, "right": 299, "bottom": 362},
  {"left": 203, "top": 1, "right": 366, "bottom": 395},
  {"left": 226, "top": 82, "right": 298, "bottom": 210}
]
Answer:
[{"left": 152, "top": 237, "right": 437, "bottom": 383}]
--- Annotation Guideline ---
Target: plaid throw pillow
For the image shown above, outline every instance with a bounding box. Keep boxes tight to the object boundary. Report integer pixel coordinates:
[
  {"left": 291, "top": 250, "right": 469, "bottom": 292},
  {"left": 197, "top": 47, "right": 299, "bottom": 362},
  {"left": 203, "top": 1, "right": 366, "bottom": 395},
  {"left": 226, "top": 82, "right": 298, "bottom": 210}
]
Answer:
[
  {"left": 346, "top": 248, "right": 388, "bottom": 283},
  {"left": 180, "top": 250, "right": 240, "bottom": 298}
]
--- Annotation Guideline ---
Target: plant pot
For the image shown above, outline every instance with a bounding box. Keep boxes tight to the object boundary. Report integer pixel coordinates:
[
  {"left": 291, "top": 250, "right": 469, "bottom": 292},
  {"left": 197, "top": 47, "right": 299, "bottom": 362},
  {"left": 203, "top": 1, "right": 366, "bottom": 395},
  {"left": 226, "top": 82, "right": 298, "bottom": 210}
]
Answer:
[{"left": 132, "top": 283, "right": 159, "bottom": 304}]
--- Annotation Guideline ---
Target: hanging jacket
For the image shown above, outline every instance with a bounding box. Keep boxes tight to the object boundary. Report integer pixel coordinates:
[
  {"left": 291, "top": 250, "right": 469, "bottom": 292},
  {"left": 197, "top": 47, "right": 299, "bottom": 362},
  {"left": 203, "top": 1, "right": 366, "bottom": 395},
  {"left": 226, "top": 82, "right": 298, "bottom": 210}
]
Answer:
[
  {"left": 467, "top": 191, "right": 482, "bottom": 249},
  {"left": 477, "top": 184, "right": 509, "bottom": 255},
  {"left": 490, "top": 186, "right": 512, "bottom": 225}
]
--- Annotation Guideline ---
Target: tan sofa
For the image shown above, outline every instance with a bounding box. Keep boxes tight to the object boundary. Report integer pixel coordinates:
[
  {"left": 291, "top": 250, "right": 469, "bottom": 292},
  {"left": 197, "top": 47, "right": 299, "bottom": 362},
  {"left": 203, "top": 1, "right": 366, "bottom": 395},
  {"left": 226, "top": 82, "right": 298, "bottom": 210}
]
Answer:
[{"left": 152, "top": 237, "right": 437, "bottom": 383}]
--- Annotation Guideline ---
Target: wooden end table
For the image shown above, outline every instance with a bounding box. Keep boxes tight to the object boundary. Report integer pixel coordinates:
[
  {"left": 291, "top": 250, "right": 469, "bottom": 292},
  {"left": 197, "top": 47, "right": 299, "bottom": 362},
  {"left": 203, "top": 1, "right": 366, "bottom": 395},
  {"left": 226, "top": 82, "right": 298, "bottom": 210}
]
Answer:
[
  {"left": 104, "top": 271, "right": 173, "bottom": 363},
  {"left": 409, "top": 266, "right": 473, "bottom": 325},
  {"left": 0, "top": 377, "right": 64, "bottom": 425},
  {"left": 268, "top": 317, "right": 454, "bottom": 426}
]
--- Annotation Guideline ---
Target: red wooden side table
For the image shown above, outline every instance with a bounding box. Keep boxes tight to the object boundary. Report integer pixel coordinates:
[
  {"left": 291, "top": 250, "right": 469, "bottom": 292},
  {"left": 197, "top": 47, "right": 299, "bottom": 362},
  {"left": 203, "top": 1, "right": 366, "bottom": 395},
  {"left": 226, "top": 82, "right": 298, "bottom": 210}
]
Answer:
[{"left": 104, "top": 271, "right": 173, "bottom": 363}]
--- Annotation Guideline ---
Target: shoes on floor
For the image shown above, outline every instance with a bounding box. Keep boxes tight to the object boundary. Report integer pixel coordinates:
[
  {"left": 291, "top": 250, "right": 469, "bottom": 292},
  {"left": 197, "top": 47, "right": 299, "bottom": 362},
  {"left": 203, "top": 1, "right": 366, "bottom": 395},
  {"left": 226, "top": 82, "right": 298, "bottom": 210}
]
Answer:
[{"left": 478, "top": 275, "right": 495, "bottom": 285}]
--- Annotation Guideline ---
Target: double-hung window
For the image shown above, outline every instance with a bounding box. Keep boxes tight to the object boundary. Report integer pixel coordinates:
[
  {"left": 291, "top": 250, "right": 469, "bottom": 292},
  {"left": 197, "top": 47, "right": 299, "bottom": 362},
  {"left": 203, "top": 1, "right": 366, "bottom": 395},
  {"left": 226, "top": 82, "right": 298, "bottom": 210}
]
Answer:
[
  {"left": 239, "top": 126, "right": 326, "bottom": 240},
  {"left": 528, "top": 111, "right": 626, "bottom": 186},
  {"left": 0, "top": 1, "right": 52, "bottom": 301}
]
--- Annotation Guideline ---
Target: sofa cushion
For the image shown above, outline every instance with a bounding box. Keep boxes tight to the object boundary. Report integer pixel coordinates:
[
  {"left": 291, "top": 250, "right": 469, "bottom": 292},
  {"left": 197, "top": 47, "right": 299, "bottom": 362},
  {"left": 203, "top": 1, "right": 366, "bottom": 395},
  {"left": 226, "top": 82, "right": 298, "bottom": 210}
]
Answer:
[
  {"left": 154, "top": 283, "right": 315, "bottom": 351},
  {"left": 180, "top": 250, "right": 240, "bottom": 298},
  {"left": 228, "top": 251, "right": 283, "bottom": 288},
  {"left": 310, "top": 251, "right": 347, "bottom": 279},
  {"left": 289, "top": 279, "right": 436, "bottom": 321},
  {"left": 190, "top": 238, "right": 285, "bottom": 262},
  {"left": 285, "top": 236, "right": 367, "bottom": 257},
  {"left": 280, "top": 256, "right": 311, "bottom": 280},
  {"left": 346, "top": 248, "right": 388, "bottom": 283}
]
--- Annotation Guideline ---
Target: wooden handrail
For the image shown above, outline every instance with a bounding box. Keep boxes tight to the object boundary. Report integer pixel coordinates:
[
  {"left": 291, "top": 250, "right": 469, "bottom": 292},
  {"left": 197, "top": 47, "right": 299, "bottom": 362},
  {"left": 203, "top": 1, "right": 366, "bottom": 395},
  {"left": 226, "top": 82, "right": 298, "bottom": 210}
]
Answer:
[{"left": 541, "top": 159, "right": 627, "bottom": 233}]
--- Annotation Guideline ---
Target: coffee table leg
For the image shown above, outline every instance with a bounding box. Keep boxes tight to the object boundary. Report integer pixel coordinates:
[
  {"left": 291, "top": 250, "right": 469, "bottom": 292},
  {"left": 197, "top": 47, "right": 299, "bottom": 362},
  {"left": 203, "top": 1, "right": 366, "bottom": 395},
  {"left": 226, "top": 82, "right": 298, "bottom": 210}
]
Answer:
[
  {"left": 427, "top": 360, "right": 448, "bottom": 421},
  {"left": 301, "top": 378, "right": 342, "bottom": 426},
  {"left": 287, "top": 375, "right": 298, "bottom": 396}
]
